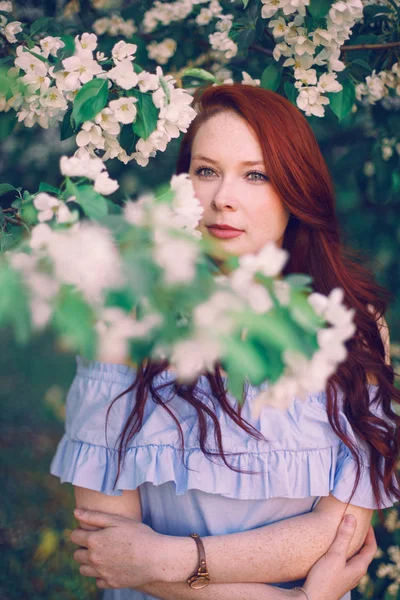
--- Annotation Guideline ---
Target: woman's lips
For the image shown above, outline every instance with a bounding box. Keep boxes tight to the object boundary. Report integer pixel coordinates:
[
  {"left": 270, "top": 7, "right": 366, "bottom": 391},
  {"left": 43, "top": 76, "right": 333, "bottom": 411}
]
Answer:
[{"left": 206, "top": 227, "right": 244, "bottom": 239}]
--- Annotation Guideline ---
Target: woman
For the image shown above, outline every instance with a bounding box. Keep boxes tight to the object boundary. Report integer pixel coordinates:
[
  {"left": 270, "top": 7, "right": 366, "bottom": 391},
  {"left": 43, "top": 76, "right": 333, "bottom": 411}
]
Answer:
[{"left": 51, "top": 84, "right": 400, "bottom": 599}]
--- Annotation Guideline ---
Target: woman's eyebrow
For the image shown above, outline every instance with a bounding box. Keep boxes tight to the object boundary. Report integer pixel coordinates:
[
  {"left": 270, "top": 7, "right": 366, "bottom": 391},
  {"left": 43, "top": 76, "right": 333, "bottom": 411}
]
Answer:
[{"left": 192, "top": 154, "right": 265, "bottom": 167}]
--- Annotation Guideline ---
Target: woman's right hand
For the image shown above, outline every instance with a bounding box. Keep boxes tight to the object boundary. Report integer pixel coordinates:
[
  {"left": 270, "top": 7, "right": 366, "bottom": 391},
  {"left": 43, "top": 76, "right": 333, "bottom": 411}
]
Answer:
[{"left": 301, "top": 514, "right": 377, "bottom": 600}]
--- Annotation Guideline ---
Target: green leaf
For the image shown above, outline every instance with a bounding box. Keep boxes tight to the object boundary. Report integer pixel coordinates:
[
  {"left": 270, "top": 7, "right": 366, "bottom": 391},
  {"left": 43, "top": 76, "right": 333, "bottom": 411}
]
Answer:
[
  {"left": 242, "top": 0, "right": 250, "bottom": 6},
  {"left": 261, "top": 64, "right": 282, "bottom": 92},
  {"left": 38, "top": 182, "right": 62, "bottom": 195},
  {"left": 236, "top": 28, "right": 256, "bottom": 54},
  {"left": 0, "top": 183, "right": 16, "bottom": 196},
  {"left": 52, "top": 286, "right": 97, "bottom": 359},
  {"left": 327, "top": 79, "right": 356, "bottom": 121},
  {"left": 0, "top": 111, "right": 17, "bottom": 140},
  {"left": 30, "top": 17, "right": 53, "bottom": 36},
  {"left": 284, "top": 81, "right": 297, "bottom": 104},
  {"left": 182, "top": 68, "right": 217, "bottom": 83},
  {"left": 0, "top": 261, "right": 31, "bottom": 344},
  {"left": 60, "top": 108, "right": 75, "bottom": 140},
  {"left": 72, "top": 78, "right": 109, "bottom": 127},
  {"left": 73, "top": 185, "right": 108, "bottom": 220},
  {"left": 131, "top": 91, "right": 159, "bottom": 140},
  {"left": 119, "top": 124, "right": 137, "bottom": 155},
  {"left": 308, "top": 0, "right": 332, "bottom": 19}
]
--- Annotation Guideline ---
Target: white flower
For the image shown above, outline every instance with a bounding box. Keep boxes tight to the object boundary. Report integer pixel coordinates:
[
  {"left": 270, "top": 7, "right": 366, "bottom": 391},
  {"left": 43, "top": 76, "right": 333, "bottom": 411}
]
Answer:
[
  {"left": 40, "top": 86, "right": 68, "bottom": 111},
  {"left": 170, "top": 173, "right": 204, "bottom": 234},
  {"left": 170, "top": 335, "right": 221, "bottom": 382},
  {"left": 34, "top": 193, "right": 61, "bottom": 222},
  {"left": 208, "top": 31, "right": 238, "bottom": 59},
  {"left": 76, "top": 121, "right": 105, "bottom": 149},
  {"left": 294, "top": 68, "right": 317, "bottom": 86},
  {"left": 109, "top": 96, "right": 138, "bottom": 124},
  {"left": 242, "top": 71, "right": 260, "bottom": 86},
  {"left": 239, "top": 242, "right": 289, "bottom": 277},
  {"left": 196, "top": 7, "right": 213, "bottom": 25},
  {"left": 215, "top": 14, "right": 233, "bottom": 33},
  {"left": 296, "top": 86, "right": 330, "bottom": 117},
  {"left": 40, "top": 36, "right": 65, "bottom": 58},
  {"left": 293, "top": 35, "right": 316, "bottom": 57},
  {"left": 62, "top": 50, "right": 103, "bottom": 89},
  {"left": 269, "top": 17, "right": 289, "bottom": 38},
  {"left": 94, "top": 107, "right": 121, "bottom": 135},
  {"left": 123, "top": 194, "right": 154, "bottom": 226},
  {"left": 94, "top": 171, "right": 119, "bottom": 195},
  {"left": 282, "top": 54, "right": 314, "bottom": 70},
  {"left": 273, "top": 42, "right": 292, "bottom": 61},
  {"left": 147, "top": 38, "right": 177, "bottom": 65},
  {"left": 112, "top": 40, "right": 137, "bottom": 63},
  {"left": 194, "top": 290, "right": 243, "bottom": 334},
  {"left": 15, "top": 48, "right": 48, "bottom": 77},
  {"left": 154, "top": 229, "right": 200, "bottom": 285},
  {"left": 230, "top": 269, "right": 274, "bottom": 314},
  {"left": 308, "top": 287, "right": 355, "bottom": 328},
  {"left": 311, "top": 28, "right": 334, "bottom": 47},
  {"left": 3, "top": 20, "right": 22, "bottom": 43},
  {"left": 0, "top": 1, "right": 13, "bottom": 11},
  {"left": 96, "top": 307, "right": 161, "bottom": 363},
  {"left": 75, "top": 33, "right": 98, "bottom": 53},
  {"left": 317, "top": 72, "right": 343, "bottom": 93},
  {"left": 60, "top": 153, "right": 105, "bottom": 180},
  {"left": 108, "top": 57, "right": 138, "bottom": 90},
  {"left": 137, "top": 71, "right": 160, "bottom": 93},
  {"left": 31, "top": 221, "right": 124, "bottom": 302},
  {"left": 261, "top": 0, "right": 281, "bottom": 19}
]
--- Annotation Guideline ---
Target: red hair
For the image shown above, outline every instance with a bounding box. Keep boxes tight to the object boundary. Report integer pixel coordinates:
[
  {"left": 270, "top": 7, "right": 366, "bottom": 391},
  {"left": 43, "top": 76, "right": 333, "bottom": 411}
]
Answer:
[{"left": 108, "top": 84, "right": 400, "bottom": 508}]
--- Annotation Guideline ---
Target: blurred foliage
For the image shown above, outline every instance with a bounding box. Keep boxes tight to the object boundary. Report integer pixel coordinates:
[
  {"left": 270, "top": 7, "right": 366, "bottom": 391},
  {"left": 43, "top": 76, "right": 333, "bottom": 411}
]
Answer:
[{"left": 0, "top": 0, "right": 399, "bottom": 598}]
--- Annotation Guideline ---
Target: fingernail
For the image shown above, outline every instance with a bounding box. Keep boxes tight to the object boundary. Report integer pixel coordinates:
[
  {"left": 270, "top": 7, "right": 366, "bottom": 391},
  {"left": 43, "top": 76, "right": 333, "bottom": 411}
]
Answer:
[
  {"left": 74, "top": 509, "right": 83, "bottom": 517},
  {"left": 344, "top": 514, "right": 355, "bottom": 525}
]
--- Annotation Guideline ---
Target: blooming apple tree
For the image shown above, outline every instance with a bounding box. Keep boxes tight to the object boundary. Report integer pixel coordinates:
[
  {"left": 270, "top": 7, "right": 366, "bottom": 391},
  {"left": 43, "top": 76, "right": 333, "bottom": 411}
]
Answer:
[{"left": 0, "top": 0, "right": 397, "bottom": 412}]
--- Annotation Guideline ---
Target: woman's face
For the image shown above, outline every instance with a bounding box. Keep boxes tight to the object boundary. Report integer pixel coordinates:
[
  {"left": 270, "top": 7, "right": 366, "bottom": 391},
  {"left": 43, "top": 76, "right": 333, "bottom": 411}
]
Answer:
[{"left": 189, "top": 111, "right": 290, "bottom": 257}]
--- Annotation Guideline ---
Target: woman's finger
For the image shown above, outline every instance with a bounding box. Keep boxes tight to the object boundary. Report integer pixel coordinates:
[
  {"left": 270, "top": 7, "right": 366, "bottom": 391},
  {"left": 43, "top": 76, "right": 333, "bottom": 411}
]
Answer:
[
  {"left": 70, "top": 527, "right": 90, "bottom": 547},
  {"left": 73, "top": 548, "right": 90, "bottom": 564},
  {"left": 325, "top": 515, "right": 357, "bottom": 559},
  {"left": 345, "top": 525, "right": 377, "bottom": 575},
  {"left": 79, "top": 564, "right": 100, "bottom": 578},
  {"left": 96, "top": 578, "right": 110, "bottom": 588}
]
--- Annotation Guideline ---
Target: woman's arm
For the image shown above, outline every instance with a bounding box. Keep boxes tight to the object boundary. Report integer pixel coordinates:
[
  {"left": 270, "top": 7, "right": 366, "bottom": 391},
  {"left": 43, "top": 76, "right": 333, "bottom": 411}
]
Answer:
[
  {"left": 73, "top": 486, "right": 301, "bottom": 600},
  {"left": 71, "top": 489, "right": 372, "bottom": 588},
  {"left": 142, "top": 494, "right": 372, "bottom": 585}
]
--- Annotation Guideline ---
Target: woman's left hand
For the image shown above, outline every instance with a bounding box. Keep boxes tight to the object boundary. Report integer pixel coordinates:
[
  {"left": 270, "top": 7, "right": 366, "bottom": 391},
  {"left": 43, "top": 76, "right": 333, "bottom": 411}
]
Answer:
[{"left": 70, "top": 509, "right": 165, "bottom": 589}]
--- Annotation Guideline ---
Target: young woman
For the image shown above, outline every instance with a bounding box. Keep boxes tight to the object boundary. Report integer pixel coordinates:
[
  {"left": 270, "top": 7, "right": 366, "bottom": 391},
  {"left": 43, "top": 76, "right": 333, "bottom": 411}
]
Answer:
[{"left": 51, "top": 84, "right": 400, "bottom": 600}]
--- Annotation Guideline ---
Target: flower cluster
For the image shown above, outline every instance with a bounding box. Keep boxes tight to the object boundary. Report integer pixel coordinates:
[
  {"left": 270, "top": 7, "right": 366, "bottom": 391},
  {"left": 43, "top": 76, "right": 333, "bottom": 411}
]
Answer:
[
  {"left": 254, "top": 287, "right": 356, "bottom": 411},
  {"left": 142, "top": 0, "right": 237, "bottom": 61},
  {"left": 262, "top": 0, "right": 365, "bottom": 116},
  {"left": 93, "top": 14, "right": 137, "bottom": 37},
  {"left": 147, "top": 38, "right": 177, "bottom": 65},
  {"left": 356, "top": 62, "right": 400, "bottom": 105},
  {"left": 2, "top": 30, "right": 196, "bottom": 166}
]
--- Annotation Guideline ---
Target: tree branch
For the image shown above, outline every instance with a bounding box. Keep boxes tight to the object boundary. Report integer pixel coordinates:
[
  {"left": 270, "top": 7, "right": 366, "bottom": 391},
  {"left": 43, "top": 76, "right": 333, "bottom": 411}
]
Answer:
[{"left": 341, "top": 40, "right": 400, "bottom": 51}]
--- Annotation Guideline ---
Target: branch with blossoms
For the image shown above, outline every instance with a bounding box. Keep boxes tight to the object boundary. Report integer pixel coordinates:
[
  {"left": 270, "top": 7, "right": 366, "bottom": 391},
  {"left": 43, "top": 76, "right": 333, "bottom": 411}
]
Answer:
[{"left": 0, "top": 154, "right": 356, "bottom": 412}]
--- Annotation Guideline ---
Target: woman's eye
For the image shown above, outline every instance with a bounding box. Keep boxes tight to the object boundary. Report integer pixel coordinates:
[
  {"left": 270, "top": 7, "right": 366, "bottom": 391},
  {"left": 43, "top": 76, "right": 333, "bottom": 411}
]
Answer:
[
  {"left": 247, "top": 171, "right": 268, "bottom": 182},
  {"left": 195, "top": 167, "right": 215, "bottom": 178}
]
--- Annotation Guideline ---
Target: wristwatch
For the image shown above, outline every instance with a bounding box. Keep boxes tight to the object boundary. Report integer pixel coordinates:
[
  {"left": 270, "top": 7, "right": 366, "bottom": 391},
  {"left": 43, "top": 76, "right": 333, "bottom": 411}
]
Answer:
[{"left": 187, "top": 533, "right": 211, "bottom": 589}]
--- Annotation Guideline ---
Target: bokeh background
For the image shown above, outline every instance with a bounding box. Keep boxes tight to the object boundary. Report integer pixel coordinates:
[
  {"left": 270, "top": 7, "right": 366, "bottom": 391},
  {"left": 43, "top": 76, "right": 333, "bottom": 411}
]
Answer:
[{"left": 0, "top": 1, "right": 399, "bottom": 598}]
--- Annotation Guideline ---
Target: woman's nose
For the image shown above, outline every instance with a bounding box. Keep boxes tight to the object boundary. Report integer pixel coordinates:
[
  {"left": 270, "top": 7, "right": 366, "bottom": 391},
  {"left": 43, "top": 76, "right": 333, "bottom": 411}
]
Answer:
[{"left": 211, "top": 183, "right": 237, "bottom": 211}]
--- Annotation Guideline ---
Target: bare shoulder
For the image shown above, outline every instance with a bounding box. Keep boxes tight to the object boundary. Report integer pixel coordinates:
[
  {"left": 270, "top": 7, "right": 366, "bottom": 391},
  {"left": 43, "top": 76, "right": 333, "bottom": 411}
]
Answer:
[{"left": 365, "top": 305, "right": 391, "bottom": 385}]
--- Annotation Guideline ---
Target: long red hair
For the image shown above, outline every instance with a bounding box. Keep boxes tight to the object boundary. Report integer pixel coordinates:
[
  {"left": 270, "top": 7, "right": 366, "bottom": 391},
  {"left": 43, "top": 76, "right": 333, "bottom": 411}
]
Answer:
[{"left": 107, "top": 84, "right": 400, "bottom": 508}]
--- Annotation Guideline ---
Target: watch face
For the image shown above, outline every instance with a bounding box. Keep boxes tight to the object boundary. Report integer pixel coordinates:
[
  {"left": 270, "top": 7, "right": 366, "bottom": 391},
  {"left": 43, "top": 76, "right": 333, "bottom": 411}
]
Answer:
[{"left": 190, "top": 576, "right": 210, "bottom": 589}]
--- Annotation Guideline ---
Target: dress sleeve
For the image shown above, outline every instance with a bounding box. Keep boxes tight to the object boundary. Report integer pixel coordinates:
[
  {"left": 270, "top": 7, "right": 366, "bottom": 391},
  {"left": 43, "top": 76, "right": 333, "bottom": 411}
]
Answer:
[
  {"left": 50, "top": 356, "right": 141, "bottom": 496},
  {"left": 330, "top": 384, "right": 399, "bottom": 510}
]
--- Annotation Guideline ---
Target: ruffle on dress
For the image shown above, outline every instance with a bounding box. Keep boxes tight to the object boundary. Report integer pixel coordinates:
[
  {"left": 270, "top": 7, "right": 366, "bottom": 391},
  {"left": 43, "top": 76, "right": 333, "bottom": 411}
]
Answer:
[{"left": 50, "top": 356, "right": 398, "bottom": 508}]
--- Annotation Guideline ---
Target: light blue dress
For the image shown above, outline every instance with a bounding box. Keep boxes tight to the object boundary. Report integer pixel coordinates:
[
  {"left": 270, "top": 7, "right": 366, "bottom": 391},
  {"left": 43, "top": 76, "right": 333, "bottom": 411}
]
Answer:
[{"left": 50, "top": 357, "right": 398, "bottom": 600}]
